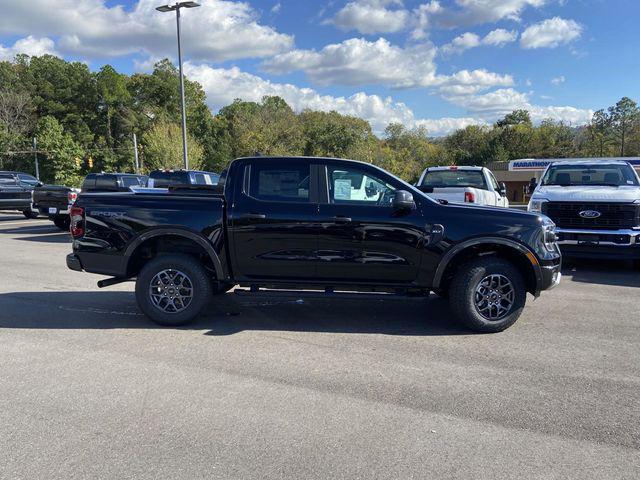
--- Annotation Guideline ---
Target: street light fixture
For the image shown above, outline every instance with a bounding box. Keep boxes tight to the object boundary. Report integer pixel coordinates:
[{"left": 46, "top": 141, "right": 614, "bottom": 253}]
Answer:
[{"left": 155, "top": 1, "right": 201, "bottom": 170}]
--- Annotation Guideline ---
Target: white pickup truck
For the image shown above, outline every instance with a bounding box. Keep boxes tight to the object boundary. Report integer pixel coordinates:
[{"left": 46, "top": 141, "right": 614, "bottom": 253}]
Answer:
[
  {"left": 528, "top": 160, "right": 640, "bottom": 263},
  {"left": 415, "top": 166, "right": 509, "bottom": 207}
]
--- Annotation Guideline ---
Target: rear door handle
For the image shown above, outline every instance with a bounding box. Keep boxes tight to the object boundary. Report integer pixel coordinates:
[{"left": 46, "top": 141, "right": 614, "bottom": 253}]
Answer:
[
  {"left": 242, "top": 213, "right": 266, "bottom": 220},
  {"left": 332, "top": 216, "right": 352, "bottom": 223}
]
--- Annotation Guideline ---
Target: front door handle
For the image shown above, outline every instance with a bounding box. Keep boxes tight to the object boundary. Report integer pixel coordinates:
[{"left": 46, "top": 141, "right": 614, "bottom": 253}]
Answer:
[
  {"left": 332, "top": 216, "right": 352, "bottom": 223},
  {"left": 242, "top": 213, "right": 266, "bottom": 220}
]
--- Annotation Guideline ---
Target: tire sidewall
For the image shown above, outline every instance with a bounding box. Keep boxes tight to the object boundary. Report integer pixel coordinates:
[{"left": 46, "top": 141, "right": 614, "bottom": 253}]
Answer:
[
  {"left": 135, "top": 254, "right": 212, "bottom": 326},
  {"left": 451, "top": 258, "right": 526, "bottom": 333}
]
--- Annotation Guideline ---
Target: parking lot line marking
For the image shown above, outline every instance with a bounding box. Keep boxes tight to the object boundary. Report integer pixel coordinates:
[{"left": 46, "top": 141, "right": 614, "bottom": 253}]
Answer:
[{"left": 0, "top": 221, "right": 52, "bottom": 228}]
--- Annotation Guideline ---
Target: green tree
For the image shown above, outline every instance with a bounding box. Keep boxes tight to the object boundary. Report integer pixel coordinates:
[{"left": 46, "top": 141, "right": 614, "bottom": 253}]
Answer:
[
  {"left": 495, "top": 109, "right": 532, "bottom": 128},
  {"left": 141, "top": 119, "right": 204, "bottom": 172},
  {"left": 608, "top": 97, "right": 640, "bottom": 156},
  {"left": 35, "top": 116, "right": 83, "bottom": 185}
]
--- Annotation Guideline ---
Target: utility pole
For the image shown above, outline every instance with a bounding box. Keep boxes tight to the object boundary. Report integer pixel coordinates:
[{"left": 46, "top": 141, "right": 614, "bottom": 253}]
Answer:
[
  {"left": 133, "top": 133, "right": 140, "bottom": 173},
  {"left": 33, "top": 137, "right": 40, "bottom": 180},
  {"left": 155, "top": 1, "right": 201, "bottom": 170}
]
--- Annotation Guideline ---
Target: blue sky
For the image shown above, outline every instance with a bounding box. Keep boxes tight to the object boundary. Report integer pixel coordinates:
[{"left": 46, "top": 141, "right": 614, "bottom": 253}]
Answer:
[{"left": 0, "top": 0, "right": 638, "bottom": 135}]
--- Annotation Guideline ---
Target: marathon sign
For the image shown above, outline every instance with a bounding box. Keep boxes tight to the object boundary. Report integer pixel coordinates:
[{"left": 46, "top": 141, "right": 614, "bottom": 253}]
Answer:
[{"left": 509, "top": 157, "right": 640, "bottom": 171}]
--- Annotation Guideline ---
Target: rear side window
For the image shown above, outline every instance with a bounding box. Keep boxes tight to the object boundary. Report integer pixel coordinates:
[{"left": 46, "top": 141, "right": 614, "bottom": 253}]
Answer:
[
  {"left": 248, "top": 163, "right": 310, "bottom": 203},
  {"left": 18, "top": 174, "right": 38, "bottom": 185}
]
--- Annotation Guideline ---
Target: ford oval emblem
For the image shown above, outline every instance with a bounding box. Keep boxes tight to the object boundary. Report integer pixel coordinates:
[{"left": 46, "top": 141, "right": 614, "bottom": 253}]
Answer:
[{"left": 579, "top": 210, "right": 602, "bottom": 219}]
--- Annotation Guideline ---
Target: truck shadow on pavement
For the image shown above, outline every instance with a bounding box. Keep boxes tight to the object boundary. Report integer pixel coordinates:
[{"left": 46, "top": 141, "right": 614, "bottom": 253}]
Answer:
[
  {"left": 0, "top": 224, "right": 71, "bottom": 243},
  {"left": 0, "top": 290, "right": 469, "bottom": 336},
  {"left": 562, "top": 259, "right": 640, "bottom": 288}
]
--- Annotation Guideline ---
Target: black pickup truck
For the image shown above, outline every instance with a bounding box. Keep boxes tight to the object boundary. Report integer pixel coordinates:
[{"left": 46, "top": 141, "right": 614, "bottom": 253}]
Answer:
[
  {"left": 67, "top": 156, "right": 561, "bottom": 332},
  {"left": 0, "top": 171, "right": 40, "bottom": 218}
]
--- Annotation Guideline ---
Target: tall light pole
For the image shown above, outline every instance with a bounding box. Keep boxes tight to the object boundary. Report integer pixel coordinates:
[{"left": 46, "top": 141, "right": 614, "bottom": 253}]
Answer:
[{"left": 156, "top": 1, "right": 200, "bottom": 170}]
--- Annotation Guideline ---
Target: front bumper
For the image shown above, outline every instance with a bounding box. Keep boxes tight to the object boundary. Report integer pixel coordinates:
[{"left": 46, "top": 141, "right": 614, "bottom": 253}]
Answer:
[{"left": 556, "top": 228, "right": 640, "bottom": 259}]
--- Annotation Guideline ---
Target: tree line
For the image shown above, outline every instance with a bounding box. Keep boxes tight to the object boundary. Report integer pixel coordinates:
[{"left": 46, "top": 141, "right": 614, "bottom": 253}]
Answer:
[{"left": 1, "top": 54, "right": 639, "bottom": 186}]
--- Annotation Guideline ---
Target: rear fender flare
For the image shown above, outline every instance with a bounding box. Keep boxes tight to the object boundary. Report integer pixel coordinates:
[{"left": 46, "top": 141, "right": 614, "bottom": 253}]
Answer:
[{"left": 124, "top": 228, "right": 224, "bottom": 279}]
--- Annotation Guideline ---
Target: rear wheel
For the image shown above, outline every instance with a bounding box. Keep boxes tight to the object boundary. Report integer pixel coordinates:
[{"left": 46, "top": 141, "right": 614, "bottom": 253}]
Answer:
[
  {"left": 449, "top": 257, "right": 526, "bottom": 333},
  {"left": 23, "top": 209, "right": 38, "bottom": 219},
  {"left": 53, "top": 215, "right": 70, "bottom": 231},
  {"left": 135, "top": 254, "right": 212, "bottom": 326}
]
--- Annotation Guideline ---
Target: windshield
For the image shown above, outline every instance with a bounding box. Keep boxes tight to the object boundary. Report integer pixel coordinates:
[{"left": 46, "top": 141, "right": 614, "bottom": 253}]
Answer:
[
  {"left": 541, "top": 164, "right": 639, "bottom": 186},
  {"left": 420, "top": 170, "right": 487, "bottom": 190}
]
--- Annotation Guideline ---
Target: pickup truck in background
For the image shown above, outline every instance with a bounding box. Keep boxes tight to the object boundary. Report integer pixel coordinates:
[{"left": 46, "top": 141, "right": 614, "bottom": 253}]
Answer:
[
  {"left": 148, "top": 169, "right": 219, "bottom": 188},
  {"left": 528, "top": 160, "right": 640, "bottom": 264},
  {"left": 33, "top": 184, "right": 80, "bottom": 230},
  {"left": 0, "top": 171, "right": 40, "bottom": 218},
  {"left": 416, "top": 166, "right": 509, "bottom": 207},
  {"left": 67, "top": 156, "right": 561, "bottom": 333},
  {"left": 34, "top": 173, "right": 149, "bottom": 230}
]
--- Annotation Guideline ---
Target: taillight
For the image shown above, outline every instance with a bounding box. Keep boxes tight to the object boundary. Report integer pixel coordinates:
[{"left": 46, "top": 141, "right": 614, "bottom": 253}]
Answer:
[
  {"left": 70, "top": 206, "right": 84, "bottom": 237},
  {"left": 464, "top": 191, "right": 475, "bottom": 203},
  {"left": 68, "top": 191, "right": 78, "bottom": 204}
]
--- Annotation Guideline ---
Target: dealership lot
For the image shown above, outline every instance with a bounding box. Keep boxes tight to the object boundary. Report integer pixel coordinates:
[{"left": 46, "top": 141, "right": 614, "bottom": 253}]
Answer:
[{"left": 0, "top": 213, "right": 638, "bottom": 479}]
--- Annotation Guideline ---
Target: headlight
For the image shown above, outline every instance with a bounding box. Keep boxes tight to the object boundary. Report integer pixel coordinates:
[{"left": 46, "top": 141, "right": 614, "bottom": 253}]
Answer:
[
  {"left": 528, "top": 198, "right": 548, "bottom": 213},
  {"left": 541, "top": 216, "right": 557, "bottom": 251}
]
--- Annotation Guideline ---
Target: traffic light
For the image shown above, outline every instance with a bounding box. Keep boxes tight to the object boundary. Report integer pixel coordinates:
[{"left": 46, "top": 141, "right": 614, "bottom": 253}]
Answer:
[
  {"left": 75, "top": 157, "right": 81, "bottom": 168},
  {"left": 88, "top": 156, "right": 93, "bottom": 168}
]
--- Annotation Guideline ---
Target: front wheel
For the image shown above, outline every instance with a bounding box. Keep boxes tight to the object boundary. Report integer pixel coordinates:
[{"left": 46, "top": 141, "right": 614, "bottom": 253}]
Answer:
[
  {"left": 449, "top": 257, "right": 526, "bottom": 333},
  {"left": 135, "top": 254, "right": 212, "bottom": 326}
]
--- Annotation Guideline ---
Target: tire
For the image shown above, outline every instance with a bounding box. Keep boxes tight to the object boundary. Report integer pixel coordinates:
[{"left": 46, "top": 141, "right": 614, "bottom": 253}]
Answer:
[
  {"left": 135, "top": 254, "right": 212, "bottom": 326},
  {"left": 53, "top": 215, "right": 70, "bottom": 231},
  {"left": 449, "top": 257, "right": 526, "bottom": 333},
  {"left": 23, "top": 209, "right": 39, "bottom": 219}
]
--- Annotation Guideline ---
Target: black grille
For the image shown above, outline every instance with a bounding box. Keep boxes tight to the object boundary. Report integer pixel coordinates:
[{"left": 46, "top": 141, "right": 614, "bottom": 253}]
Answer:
[{"left": 543, "top": 202, "right": 640, "bottom": 230}]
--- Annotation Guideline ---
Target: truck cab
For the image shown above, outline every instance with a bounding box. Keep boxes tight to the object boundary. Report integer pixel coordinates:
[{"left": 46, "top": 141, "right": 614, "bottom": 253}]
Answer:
[{"left": 528, "top": 160, "right": 640, "bottom": 261}]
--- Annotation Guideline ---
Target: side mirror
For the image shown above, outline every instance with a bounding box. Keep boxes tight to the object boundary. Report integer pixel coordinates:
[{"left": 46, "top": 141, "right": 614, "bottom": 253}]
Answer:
[
  {"left": 36, "top": 181, "right": 44, "bottom": 187},
  {"left": 499, "top": 182, "right": 507, "bottom": 196},
  {"left": 392, "top": 190, "right": 415, "bottom": 212}
]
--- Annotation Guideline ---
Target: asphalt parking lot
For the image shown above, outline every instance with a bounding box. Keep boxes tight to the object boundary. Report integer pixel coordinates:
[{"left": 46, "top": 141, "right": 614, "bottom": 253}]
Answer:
[{"left": 0, "top": 212, "right": 638, "bottom": 480}]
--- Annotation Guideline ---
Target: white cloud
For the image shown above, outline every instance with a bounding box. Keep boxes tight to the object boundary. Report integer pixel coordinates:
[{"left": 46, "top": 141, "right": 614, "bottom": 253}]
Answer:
[
  {"left": 185, "top": 63, "right": 590, "bottom": 136},
  {"left": 0, "top": 36, "right": 59, "bottom": 60},
  {"left": 441, "top": 28, "right": 517, "bottom": 55},
  {"left": 440, "top": 32, "right": 481, "bottom": 55},
  {"left": 483, "top": 28, "right": 518, "bottom": 46},
  {"left": 442, "top": 87, "right": 593, "bottom": 124},
  {"left": 550, "top": 75, "right": 565, "bottom": 85},
  {"left": 432, "top": 0, "right": 548, "bottom": 28},
  {"left": 262, "top": 37, "right": 439, "bottom": 88},
  {"left": 520, "top": 17, "right": 582, "bottom": 49},
  {"left": 0, "top": 0, "right": 293, "bottom": 62},
  {"left": 331, "top": 0, "right": 408, "bottom": 34},
  {"left": 271, "top": 2, "right": 282, "bottom": 14},
  {"left": 262, "top": 37, "right": 513, "bottom": 92}
]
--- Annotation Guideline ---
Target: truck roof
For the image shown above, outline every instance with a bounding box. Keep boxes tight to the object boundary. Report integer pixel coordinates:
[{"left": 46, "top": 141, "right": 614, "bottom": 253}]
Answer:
[
  {"left": 425, "top": 166, "right": 483, "bottom": 171},
  {"left": 549, "top": 160, "right": 633, "bottom": 166}
]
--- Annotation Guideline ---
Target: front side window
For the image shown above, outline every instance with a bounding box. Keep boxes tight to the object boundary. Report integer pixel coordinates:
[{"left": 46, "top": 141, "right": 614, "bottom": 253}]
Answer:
[
  {"left": 248, "top": 163, "right": 310, "bottom": 203},
  {"left": 18, "top": 174, "right": 38, "bottom": 185},
  {"left": 122, "top": 176, "right": 147, "bottom": 188},
  {"left": 328, "top": 165, "right": 396, "bottom": 206}
]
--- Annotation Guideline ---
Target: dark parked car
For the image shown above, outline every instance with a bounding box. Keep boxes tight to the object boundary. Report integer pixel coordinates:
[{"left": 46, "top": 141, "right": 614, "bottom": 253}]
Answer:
[
  {"left": 148, "top": 169, "right": 219, "bottom": 188},
  {"left": 67, "top": 156, "right": 561, "bottom": 333},
  {"left": 0, "top": 171, "right": 40, "bottom": 218}
]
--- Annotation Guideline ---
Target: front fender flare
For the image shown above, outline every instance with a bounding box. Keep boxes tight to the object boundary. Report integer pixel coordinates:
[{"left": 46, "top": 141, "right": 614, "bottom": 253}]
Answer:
[{"left": 432, "top": 237, "right": 543, "bottom": 294}]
